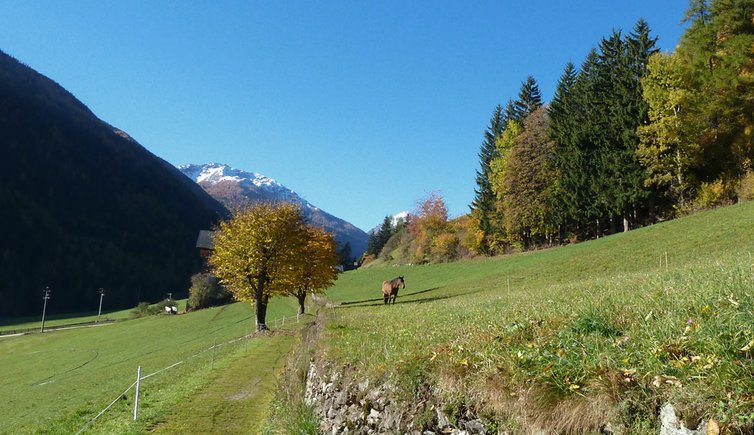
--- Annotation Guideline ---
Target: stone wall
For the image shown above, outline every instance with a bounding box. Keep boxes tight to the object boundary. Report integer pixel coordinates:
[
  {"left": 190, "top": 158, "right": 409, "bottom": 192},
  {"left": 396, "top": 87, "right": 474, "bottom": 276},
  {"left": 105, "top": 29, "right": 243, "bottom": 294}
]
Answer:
[
  {"left": 303, "top": 362, "right": 489, "bottom": 435},
  {"left": 303, "top": 360, "right": 718, "bottom": 435}
]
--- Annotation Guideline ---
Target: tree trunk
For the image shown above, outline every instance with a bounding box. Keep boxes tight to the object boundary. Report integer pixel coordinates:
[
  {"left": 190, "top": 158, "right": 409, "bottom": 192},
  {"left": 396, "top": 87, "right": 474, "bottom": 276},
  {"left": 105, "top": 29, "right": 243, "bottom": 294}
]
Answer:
[
  {"left": 297, "top": 290, "right": 306, "bottom": 315},
  {"left": 623, "top": 216, "right": 630, "bottom": 232},
  {"left": 254, "top": 274, "right": 269, "bottom": 331},
  {"left": 676, "top": 148, "right": 685, "bottom": 208}
]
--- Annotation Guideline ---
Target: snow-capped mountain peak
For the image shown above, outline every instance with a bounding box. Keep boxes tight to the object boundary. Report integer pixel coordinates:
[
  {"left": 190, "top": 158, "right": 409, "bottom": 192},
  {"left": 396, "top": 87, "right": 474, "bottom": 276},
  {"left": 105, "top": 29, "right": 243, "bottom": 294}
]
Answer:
[
  {"left": 178, "top": 163, "right": 314, "bottom": 209},
  {"left": 391, "top": 211, "right": 409, "bottom": 226},
  {"left": 178, "top": 162, "right": 369, "bottom": 257},
  {"left": 180, "top": 163, "right": 276, "bottom": 188},
  {"left": 369, "top": 211, "right": 409, "bottom": 234}
]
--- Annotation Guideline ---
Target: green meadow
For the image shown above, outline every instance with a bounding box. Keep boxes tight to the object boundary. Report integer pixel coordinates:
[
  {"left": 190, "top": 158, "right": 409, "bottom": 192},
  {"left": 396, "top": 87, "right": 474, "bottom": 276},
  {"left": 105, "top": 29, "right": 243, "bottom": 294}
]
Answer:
[
  {"left": 0, "top": 296, "right": 304, "bottom": 434},
  {"left": 0, "top": 307, "right": 134, "bottom": 334},
  {"left": 2, "top": 201, "right": 753, "bottom": 434},
  {"left": 322, "top": 201, "right": 754, "bottom": 433}
]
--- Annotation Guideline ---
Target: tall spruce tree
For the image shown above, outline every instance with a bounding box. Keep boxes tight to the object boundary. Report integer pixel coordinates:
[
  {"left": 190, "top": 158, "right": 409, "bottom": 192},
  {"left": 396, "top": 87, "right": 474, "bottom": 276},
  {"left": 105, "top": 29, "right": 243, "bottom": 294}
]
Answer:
[
  {"left": 338, "top": 241, "right": 353, "bottom": 267},
  {"left": 512, "top": 75, "right": 542, "bottom": 122},
  {"left": 591, "top": 24, "right": 657, "bottom": 233},
  {"left": 471, "top": 105, "right": 506, "bottom": 254},
  {"left": 366, "top": 216, "right": 394, "bottom": 257},
  {"left": 682, "top": 0, "right": 710, "bottom": 24},
  {"left": 549, "top": 63, "right": 578, "bottom": 144},
  {"left": 562, "top": 49, "right": 603, "bottom": 238},
  {"left": 620, "top": 20, "right": 658, "bottom": 227},
  {"left": 548, "top": 62, "right": 581, "bottom": 238},
  {"left": 591, "top": 31, "right": 627, "bottom": 231},
  {"left": 503, "top": 100, "right": 516, "bottom": 124}
]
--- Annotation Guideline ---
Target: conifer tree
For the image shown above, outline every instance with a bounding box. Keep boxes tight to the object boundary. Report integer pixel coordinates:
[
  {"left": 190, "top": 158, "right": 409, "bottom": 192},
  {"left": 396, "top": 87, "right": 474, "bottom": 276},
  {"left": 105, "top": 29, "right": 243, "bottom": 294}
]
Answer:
[
  {"left": 590, "top": 24, "right": 657, "bottom": 233},
  {"left": 554, "top": 50, "right": 603, "bottom": 238},
  {"left": 338, "top": 241, "right": 353, "bottom": 267},
  {"left": 366, "top": 216, "right": 394, "bottom": 257},
  {"left": 512, "top": 75, "right": 542, "bottom": 122},
  {"left": 471, "top": 105, "right": 505, "bottom": 254},
  {"left": 548, "top": 62, "right": 580, "bottom": 237},
  {"left": 682, "top": 0, "right": 710, "bottom": 24},
  {"left": 366, "top": 232, "right": 379, "bottom": 257},
  {"left": 503, "top": 100, "right": 516, "bottom": 125},
  {"left": 549, "top": 63, "right": 578, "bottom": 143},
  {"left": 628, "top": 18, "right": 659, "bottom": 78}
]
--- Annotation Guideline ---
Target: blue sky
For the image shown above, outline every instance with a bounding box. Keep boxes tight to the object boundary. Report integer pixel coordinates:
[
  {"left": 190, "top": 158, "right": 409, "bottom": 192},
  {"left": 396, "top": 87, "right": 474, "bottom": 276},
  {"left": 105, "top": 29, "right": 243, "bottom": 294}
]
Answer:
[{"left": 0, "top": 1, "right": 690, "bottom": 231}]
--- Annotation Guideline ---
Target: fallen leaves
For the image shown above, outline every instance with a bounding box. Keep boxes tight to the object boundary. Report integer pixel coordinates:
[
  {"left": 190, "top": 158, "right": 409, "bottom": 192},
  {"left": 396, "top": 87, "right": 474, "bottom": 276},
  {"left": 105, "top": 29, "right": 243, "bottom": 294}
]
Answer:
[
  {"left": 619, "top": 368, "right": 636, "bottom": 383},
  {"left": 740, "top": 338, "right": 754, "bottom": 352},
  {"left": 707, "top": 418, "right": 720, "bottom": 435},
  {"left": 652, "top": 374, "right": 682, "bottom": 388}
]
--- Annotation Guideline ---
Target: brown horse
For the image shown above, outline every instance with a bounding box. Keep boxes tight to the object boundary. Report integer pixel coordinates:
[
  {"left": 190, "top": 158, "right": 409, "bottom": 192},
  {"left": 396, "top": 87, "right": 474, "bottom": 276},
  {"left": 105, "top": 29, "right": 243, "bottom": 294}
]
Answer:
[{"left": 382, "top": 276, "right": 405, "bottom": 305}]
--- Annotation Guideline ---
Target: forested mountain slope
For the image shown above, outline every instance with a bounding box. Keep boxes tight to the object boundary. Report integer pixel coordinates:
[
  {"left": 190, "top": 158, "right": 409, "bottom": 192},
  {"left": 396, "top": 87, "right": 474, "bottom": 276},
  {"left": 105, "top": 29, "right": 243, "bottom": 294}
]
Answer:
[{"left": 0, "top": 50, "right": 228, "bottom": 316}]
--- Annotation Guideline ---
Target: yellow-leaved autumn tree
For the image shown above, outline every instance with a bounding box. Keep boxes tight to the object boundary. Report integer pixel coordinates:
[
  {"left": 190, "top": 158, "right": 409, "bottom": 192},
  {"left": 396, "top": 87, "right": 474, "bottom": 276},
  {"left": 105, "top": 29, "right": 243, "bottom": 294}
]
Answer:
[
  {"left": 291, "top": 225, "right": 339, "bottom": 315},
  {"left": 210, "top": 203, "right": 305, "bottom": 330}
]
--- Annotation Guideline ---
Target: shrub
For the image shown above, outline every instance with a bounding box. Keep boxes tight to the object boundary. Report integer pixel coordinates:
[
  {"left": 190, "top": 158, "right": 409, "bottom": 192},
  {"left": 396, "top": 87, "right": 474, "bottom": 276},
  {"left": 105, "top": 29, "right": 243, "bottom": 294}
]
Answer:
[
  {"left": 359, "top": 253, "right": 377, "bottom": 266},
  {"left": 430, "top": 232, "right": 459, "bottom": 262},
  {"left": 689, "top": 179, "right": 733, "bottom": 211},
  {"left": 188, "top": 273, "right": 233, "bottom": 310},
  {"left": 452, "top": 215, "right": 481, "bottom": 259},
  {"left": 129, "top": 302, "right": 151, "bottom": 318},
  {"left": 130, "top": 299, "right": 178, "bottom": 318},
  {"left": 736, "top": 171, "right": 754, "bottom": 202}
]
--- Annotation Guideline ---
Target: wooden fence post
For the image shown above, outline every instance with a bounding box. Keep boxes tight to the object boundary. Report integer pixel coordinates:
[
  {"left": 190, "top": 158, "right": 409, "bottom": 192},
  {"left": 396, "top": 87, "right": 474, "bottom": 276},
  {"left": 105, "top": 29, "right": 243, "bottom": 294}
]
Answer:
[{"left": 133, "top": 366, "right": 141, "bottom": 421}]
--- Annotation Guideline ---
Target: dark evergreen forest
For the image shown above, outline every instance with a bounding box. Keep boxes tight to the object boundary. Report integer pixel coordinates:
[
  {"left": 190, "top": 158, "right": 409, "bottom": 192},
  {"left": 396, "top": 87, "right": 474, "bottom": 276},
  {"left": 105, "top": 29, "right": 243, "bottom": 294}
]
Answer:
[
  {"left": 0, "top": 50, "right": 228, "bottom": 316},
  {"left": 470, "top": 1, "right": 753, "bottom": 255}
]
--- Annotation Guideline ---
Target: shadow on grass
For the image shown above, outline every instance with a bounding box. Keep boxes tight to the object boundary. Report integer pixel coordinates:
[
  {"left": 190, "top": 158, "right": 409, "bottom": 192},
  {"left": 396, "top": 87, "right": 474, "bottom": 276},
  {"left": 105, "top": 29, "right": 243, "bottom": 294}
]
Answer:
[
  {"left": 337, "top": 286, "right": 484, "bottom": 308},
  {"left": 339, "top": 287, "right": 442, "bottom": 306}
]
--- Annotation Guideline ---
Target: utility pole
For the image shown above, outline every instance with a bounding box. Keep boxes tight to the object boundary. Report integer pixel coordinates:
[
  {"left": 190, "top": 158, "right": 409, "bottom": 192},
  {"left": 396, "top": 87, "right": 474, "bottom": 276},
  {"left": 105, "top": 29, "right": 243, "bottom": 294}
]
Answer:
[
  {"left": 96, "top": 288, "right": 105, "bottom": 323},
  {"left": 40, "top": 287, "right": 51, "bottom": 333}
]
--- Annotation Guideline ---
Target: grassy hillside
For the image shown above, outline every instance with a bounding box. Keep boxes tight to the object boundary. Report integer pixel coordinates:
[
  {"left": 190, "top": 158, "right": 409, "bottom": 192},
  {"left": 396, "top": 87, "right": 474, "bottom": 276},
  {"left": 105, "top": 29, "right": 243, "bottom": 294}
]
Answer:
[
  {"left": 0, "top": 296, "right": 304, "bottom": 434},
  {"left": 322, "top": 201, "right": 754, "bottom": 433}
]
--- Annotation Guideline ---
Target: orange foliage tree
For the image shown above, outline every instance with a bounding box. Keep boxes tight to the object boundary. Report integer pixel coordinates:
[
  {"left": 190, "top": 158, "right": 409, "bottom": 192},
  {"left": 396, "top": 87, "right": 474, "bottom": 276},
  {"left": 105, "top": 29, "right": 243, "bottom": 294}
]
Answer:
[{"left": 408, "top": 192, "right": 457, "bottom": 262}]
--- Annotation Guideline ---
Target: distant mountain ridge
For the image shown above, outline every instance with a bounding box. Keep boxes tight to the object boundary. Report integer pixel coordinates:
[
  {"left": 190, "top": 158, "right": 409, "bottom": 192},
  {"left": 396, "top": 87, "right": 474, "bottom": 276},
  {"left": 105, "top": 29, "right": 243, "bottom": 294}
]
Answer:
[
  {"left": 179, "top": 163, "right": 368, "bottom": 258},
  {"left": 0, "top": 50, "right": 227, "bottom": 316}
]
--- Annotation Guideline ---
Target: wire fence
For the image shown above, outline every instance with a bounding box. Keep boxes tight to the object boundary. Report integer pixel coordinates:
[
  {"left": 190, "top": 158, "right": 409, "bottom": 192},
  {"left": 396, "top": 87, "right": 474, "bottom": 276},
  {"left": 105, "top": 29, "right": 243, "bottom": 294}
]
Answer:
[{"left": 73, "top": 313, "right": 304, "bottom": 434}]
